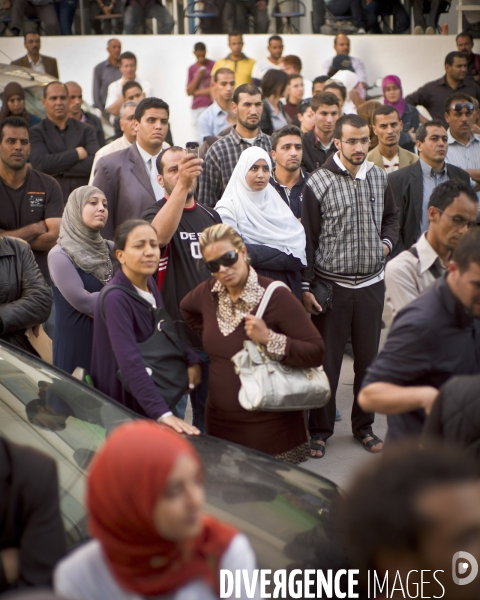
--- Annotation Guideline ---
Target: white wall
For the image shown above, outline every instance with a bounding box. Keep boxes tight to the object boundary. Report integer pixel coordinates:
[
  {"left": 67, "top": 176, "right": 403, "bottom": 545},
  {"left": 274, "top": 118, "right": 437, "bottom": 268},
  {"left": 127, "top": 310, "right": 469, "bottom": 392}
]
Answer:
[{"left": 0, "top": 34, "right": 461, "bottom": 145}]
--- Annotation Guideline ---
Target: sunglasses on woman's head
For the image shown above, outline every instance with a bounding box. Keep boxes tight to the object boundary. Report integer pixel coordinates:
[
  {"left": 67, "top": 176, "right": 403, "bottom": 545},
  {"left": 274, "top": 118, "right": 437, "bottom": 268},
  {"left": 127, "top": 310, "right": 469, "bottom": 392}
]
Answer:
[{"left": 205, "top": 249, "right": 239, "bottom": 273}]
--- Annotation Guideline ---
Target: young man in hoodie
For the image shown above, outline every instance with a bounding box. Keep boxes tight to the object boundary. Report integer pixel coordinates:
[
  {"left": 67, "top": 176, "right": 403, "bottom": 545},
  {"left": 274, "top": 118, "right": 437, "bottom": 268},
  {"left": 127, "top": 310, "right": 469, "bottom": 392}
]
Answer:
[{"left": 301, "top": 114, "right": 399, "bottom": 459}]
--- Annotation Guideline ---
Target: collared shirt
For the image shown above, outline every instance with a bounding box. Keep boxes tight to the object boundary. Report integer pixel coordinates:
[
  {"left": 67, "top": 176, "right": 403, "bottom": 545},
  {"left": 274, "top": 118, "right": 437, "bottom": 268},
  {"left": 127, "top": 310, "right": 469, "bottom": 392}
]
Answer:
[
  {"left": 28, "top": 56, "right": 45, "bottom": 74},
  {"left": 382, "top": 153, "right": 400, "bottom": 174},
  {"left": 333, "top": 152, "right": 370, "bottom": 180},
  {"left": 419, "top": 158, "right": 448, "bottom": 235},
  {"left": 199, "top": 126, "right": 272, "bottom": 206},
  {"left": 446, "top": 129, "right": 480, "bottom": 201},
  {"left": 320, "top": 55, "right": 368, "bottom": 84},
  {"left": 362, "top": 275, "right": 480, "bottom": 442},
  {"left": 211, "top": 55, "right": 256, "bottom": 87},
  {"left": 385, "top": 231, "right": 447, "bottom": 317},
  {"left": 136, "top": 142, "right": 164, "bottom": 200},
  {"left": 105, "top": 76, "right": 152, "bottom": 112},
  {"left": 93, "top": 59, "right": 122, "bottom": 110},
  {"left": 270, "top": 169, "right": 308, "bottom": 218},
  {"left": 197, "top": 100, "right": 229, "bottom": 141}
]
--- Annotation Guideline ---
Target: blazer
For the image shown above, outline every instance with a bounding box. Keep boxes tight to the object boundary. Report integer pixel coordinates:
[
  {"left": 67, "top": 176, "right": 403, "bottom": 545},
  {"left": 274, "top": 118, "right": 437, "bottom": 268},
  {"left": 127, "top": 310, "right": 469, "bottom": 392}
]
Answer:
[
  {"left": 388, "top": 160, "right": 470, "bottom": 255},
  {"left": 367, "top": 145, "right": 419, "bottom": 171},
  {"left": 92, "top": 143, "right": 157, "bottom": 241},
  {"left": 11, "top": 54, "right": 59, "bottom": 79},
  {"left": 29, "top": 118, "right": 99, "bottom": 204}
]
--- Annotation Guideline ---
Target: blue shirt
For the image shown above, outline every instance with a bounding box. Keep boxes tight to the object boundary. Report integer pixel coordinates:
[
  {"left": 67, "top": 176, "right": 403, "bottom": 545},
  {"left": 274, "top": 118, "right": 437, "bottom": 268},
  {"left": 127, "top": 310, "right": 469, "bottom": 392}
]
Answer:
[
  {"left": 419, "top": 158, "right": 448, "bottom": 236},
  {"left": 197, "top": 100, "right": 229, "bottom": 141}
]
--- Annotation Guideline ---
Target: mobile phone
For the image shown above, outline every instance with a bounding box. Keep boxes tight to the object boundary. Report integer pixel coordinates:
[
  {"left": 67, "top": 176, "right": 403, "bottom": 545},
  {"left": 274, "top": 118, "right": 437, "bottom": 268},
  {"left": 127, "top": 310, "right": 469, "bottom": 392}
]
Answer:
[{"left": 186, "top": 141, "right": 200, "bottom": 158}]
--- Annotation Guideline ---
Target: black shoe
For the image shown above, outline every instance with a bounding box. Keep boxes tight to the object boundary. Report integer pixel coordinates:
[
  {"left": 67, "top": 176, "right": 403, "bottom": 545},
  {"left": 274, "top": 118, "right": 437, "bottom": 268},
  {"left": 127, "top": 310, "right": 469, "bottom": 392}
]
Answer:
[{"left": 11, "top": 27, "right": 20, "bottom": 36}]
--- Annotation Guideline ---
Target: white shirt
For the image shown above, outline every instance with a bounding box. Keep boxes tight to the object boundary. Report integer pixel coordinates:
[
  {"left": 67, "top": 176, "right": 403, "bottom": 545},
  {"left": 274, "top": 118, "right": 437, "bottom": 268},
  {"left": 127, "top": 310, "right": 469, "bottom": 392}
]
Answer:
[
  {"left": 28, "top": 55, "right": 46, "bottom": 74},
  {"left": 105, "top": 76, "right": 153, "bottom": 112},
  {"left": 382, "top": 153, "right": 400, "bottom": 174},
  {"left": 251, "top": 57, "right": 280, "bottom": 82},
  {"left": 320, "top": 55, "right": 368, "bottom": 84},
  {"left": 136, "top": 141, "right": 164, "bottom": 200}
]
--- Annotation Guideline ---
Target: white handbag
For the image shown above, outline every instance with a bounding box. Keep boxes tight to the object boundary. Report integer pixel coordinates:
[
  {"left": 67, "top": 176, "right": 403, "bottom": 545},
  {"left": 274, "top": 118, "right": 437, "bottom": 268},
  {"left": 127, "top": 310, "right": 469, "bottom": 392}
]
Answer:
[{"left": 231, "top": 281, "right": 331, "bottom": 412}]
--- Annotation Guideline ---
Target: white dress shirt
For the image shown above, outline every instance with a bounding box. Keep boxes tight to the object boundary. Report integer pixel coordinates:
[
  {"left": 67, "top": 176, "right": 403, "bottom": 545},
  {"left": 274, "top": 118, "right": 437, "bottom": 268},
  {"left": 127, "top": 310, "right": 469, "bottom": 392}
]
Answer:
[
  {"left": 136, "top": 141, "right": 164, "bottom": 200},
  {"left": 105, "top": 76, "right": 153, "bottom": 112},
  {"left": 28, "top": 56, "right": 46, "bottom": 74}
]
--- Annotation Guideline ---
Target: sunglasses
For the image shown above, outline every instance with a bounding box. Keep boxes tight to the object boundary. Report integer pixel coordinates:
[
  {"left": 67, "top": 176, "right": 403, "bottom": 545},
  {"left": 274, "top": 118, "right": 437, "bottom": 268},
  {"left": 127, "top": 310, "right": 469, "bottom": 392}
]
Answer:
[
  {"left": 451, "top": 102, "right": 475, "bottom": 112},
  {"left": 205, "top": 249, "right": 240, "bottom": 273}
]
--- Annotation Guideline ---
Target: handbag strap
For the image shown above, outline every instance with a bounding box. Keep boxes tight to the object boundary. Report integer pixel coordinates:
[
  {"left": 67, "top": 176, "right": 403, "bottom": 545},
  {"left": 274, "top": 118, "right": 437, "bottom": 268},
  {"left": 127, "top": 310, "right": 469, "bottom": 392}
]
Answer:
[
  {"left": 99, "top": 284, "right": 154, "bottom": 323},
  {"left": 255, "top": 281, "right": 290, "bottom": 320}
]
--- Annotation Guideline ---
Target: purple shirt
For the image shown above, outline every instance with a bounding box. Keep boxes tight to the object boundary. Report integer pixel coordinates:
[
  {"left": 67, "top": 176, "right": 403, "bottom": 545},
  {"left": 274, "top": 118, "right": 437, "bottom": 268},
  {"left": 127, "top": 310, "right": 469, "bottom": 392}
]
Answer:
[{"left": 188, "top": 60, "right": 215, "bottom": 110}]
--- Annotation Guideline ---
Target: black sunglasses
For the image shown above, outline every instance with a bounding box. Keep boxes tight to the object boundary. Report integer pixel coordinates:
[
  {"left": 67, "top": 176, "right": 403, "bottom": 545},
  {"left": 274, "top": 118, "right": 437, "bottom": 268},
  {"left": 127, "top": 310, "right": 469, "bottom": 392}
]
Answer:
[
  {"left": 451, "top": 102, "right": 475, "bottom": 112},
  {"left": 205, "top": 249, "right": 239, "bottom": 273}
]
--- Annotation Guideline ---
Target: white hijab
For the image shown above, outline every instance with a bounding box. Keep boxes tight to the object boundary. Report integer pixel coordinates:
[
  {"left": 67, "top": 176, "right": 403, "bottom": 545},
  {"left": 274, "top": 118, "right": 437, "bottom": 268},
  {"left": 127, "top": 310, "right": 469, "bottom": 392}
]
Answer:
[{"left": 215, "top": 147, "right": 306, "bottom": 265}]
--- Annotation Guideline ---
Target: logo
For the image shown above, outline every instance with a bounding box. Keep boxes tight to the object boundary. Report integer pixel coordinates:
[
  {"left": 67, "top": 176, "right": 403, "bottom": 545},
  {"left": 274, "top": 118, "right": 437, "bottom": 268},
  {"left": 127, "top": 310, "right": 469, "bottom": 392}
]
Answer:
[{"left": 452, "top": 551, "right": 478, "bottom": 585}]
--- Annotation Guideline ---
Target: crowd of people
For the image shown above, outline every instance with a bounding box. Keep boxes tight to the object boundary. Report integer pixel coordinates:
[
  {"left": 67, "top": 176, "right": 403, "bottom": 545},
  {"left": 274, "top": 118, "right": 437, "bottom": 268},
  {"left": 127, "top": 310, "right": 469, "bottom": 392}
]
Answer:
[{"left": 0, "top": 26, "right": 480, "bottom": 600}]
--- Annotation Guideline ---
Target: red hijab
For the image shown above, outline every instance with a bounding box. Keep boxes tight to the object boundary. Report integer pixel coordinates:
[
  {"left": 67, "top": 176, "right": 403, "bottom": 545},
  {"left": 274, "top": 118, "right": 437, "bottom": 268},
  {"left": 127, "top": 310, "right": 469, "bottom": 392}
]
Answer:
[{"left": 87, "top": 421, "right": 238, "bottom": 596}]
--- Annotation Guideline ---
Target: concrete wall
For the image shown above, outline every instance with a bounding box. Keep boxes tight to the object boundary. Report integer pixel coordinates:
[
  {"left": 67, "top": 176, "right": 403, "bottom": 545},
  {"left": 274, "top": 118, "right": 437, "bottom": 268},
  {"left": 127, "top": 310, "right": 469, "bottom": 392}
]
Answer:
[{"left": 0, "top": 33, "right": 462, "bottom": 144}]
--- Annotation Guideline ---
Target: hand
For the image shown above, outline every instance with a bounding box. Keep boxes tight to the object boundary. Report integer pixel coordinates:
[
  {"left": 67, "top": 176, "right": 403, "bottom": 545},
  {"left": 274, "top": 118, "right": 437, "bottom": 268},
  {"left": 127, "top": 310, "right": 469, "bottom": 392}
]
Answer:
[
  {"left": 244, "top": 314, "right": 269, "bottom": 345},
  {"left": 187, "top": 364, "right": 202, "bottom": 390},
  {"left": 302, "top": 291, "right": 322, "bottom": 315},
  {"left": 420, "top": 387, "right": 439, "bottom": 415},
  {"left": 76, "top": 146, "right": 88, "bottom": 160},
  {"left": 102, "top": 4, "right": 111, "bottom": 13},
  {"left": 256, "top": 0, "right": 267, "bottom": 8},
  {"left": 160, "top": 415, "right": 200, "bottom": 435},
  {"left": 178, "top": 153, "right": 203, "bottom": 190},
  {"left": 383, "top": 243, "right": 390, "bottom": 257},
  {"left": 1, "top": 548, "right": 19, "bottom": 585},
  {"left": 408, "top": 127, "right": 416, "bottom": 143},
  {"left": 32, "top": 325, "right": 41, "bottom": 338}
]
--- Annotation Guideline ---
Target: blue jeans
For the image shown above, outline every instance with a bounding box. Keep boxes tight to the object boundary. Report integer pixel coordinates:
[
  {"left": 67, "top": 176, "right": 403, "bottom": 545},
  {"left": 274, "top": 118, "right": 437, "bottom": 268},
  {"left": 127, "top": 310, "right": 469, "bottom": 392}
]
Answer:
[
  {"left": 172, "top": 394, "right": 188, "bottom": 419},
  {"left": 123, "top": 2, "right": 174, "bottom": 33},
  {"left": 189, "top": 350, "right": 209, "bottom": 433},
  {"left": 54, "top": 0, "right": 77, "bottom": 34},
  {"left": 326, "top": 0, "right": 366, "bottom": 29}
]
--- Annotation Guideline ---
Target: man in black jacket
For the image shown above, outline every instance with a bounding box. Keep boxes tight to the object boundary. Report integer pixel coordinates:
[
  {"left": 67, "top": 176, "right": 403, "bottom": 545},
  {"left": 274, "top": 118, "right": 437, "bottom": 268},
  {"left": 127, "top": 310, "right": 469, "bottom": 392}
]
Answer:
[
  {"left": 66, "top": 81, "right": 105, "bottom": 149},
  {"left": 388, "top": 120, "right": 471, "bottom": 255},
  {"left": 301, "top": 92, "right": 340, "bottom": 173},
  {"left": 29, "top": 82, "right": 99, "bottom": 204}
]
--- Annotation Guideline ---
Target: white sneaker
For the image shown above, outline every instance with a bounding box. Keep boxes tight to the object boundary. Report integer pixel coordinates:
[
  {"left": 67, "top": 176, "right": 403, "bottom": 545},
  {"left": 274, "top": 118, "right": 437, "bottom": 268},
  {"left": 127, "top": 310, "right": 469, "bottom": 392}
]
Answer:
[
  {"left": 426, "top": 26, "right": 435, "bottom": 34},
  {"left": 357, "top": 27, "right": 366, "bottom": 34},
  {"left": 414, "top": 25, "right": 424, "bottom": 34}
]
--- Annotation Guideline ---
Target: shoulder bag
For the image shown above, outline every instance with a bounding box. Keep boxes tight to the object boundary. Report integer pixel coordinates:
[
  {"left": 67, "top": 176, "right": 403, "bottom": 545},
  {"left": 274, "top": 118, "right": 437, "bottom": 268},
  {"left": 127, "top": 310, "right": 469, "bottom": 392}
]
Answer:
[{"left": 231, "top": 281, "right": 331, "bottom": 411}]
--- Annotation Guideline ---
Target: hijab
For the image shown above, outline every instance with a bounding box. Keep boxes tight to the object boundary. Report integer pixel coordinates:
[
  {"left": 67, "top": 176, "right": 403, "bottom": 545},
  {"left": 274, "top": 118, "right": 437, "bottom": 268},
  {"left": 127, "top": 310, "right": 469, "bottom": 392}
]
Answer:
[
  {"left": 382, "top": 75, "right": 406, "bottom": 118},
  {"left": 0, "top": 82, "right": 29, "bottom": 123},
  {"left": 215, "top": 146, "right": 306, "bottom": 265},
  {"left": 87, "top": 421, "right": 237, "bottom": 597},
  {"left": 58, "top": 186, "right": 113, "bottom": 284}
]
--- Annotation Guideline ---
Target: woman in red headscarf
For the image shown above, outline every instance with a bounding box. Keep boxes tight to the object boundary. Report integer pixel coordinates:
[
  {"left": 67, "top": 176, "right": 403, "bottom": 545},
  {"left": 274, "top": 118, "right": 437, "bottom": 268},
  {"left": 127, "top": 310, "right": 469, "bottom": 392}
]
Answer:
[{"left": 54, "top": 421, "right": 258, "bottom": 600}]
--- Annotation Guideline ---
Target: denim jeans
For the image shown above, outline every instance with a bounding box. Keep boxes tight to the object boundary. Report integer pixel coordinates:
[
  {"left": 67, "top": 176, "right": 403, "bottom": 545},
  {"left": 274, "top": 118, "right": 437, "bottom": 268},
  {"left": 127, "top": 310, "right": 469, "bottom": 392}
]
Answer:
[
  {"left": 326, "top": 0, "right": 366, "bottom": 29},
  {"left": 54, "top": 0, "right": 77, "bottom": 33},
  {"left": 234, "top": 0, "right": 268, "bottom": 33},
  {"left": 172, "top": 394, "right": 188, "bottom": 419},
  {"left": 123, "top": 2, "right": 174, "bottom": 33}
]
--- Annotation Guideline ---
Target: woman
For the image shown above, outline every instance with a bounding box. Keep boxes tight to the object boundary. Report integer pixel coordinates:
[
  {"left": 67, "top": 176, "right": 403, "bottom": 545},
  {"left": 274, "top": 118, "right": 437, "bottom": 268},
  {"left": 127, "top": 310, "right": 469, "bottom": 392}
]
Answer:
[
  {"left": 90, "top": 219, "right": 200, "bottom": 434},
  {"left": 215, "top": 146, "right": 306, "bottom": 299},
  {"left": 0, "top": 82, "right": 41, "bottom": 127},
  {"left": 327, "top": 71, "right": 365, "bottom": 114},
  {"left": 323, "top": 81, "right": 348, "bottom": 113},
  {"left": 55, "top": 421, "right": 258, "bottom": 600},
  {"left": 356, "top": 100, "right": 382, "bottom": 150},
  {"left": 382, "top": 75, "right": 420, "bottom": 153},
  {"left": 297, "top": 98, "right": 315, "bottom": 133},
  {"left": 284, "top": 73, "right": 304, "bottom": 120},
  {"left": 180, "top": 223, "right": 324, "bottom": 463},
  {"left": 259, "top": 69, "right": 289, "bottom": 136},
  {"left": 48, "top": 186, "right": 113, "bottom": 374}
]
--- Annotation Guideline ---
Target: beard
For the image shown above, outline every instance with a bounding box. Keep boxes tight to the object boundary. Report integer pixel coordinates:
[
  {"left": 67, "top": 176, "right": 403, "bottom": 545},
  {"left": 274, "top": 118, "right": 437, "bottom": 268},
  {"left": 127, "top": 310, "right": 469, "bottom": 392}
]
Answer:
[{"left": 238, "top": 116, "right": 259, "bottom": 131}]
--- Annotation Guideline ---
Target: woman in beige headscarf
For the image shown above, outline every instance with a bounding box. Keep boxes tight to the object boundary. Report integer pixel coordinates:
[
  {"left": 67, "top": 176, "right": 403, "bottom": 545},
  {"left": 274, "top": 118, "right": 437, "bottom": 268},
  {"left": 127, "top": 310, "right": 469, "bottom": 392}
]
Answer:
[{"left": 47, "top": 186, "right": 113, "bottom": 374}]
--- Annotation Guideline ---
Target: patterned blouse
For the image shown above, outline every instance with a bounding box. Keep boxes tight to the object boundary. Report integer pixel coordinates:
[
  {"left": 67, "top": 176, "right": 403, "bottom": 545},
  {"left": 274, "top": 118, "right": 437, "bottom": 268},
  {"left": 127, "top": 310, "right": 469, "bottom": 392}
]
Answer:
[{"left": 212, "top": 267, "right": 287, "bottom": 360}]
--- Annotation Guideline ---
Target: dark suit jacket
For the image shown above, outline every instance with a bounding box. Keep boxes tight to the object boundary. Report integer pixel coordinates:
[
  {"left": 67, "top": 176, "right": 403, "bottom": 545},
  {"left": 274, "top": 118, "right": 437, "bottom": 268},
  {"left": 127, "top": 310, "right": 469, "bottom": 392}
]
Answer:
[
  {"left": 92, "top": 143, "right": 157, "bottom": 240},
  {"left": 29, "top": 118, "right": 99, "bottom": 203},
  {"left": 388, "top": 160, "right": 471, "bottom": 255},
  {"left": 0, "top": 438, "right": 66, "bottom": 591},
  {"left": 10, "top": 55, "right": 59, "bottom": 79},
  {"left": 84, "top": 111, "right": 105, "bottom": 148}
]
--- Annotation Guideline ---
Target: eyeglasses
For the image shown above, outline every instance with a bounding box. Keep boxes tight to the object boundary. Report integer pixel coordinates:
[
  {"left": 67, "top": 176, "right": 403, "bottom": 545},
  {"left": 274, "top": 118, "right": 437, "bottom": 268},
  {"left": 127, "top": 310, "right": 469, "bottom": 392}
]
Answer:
[
  {"left": 437, "top": 209, "right": 477, "bottom": 229},
  {"left": 451, "top": 102, "right": 475, "bottom": 113},
  {"left": 205, "top": 249, "right": 240, "bottom": 273},
  {"left": 340, "top": 138, "right": 371, "bottom": 146}
]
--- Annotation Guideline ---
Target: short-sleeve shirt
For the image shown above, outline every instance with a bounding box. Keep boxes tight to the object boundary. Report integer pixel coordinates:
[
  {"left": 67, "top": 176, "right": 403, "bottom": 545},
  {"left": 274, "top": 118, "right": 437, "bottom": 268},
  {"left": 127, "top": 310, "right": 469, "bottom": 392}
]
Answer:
[
  {"left": 0, "top": 169, "right": 63, "bottom": 279},
  {"left": 187, "top": 60, "right": 215, "bottom": 110}
]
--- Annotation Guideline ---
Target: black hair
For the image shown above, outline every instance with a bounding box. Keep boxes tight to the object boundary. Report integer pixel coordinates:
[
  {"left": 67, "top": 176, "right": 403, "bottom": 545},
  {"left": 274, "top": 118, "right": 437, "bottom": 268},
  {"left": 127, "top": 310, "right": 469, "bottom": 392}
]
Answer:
[
  {"left": 24, "top": 31, "right": 40, "bottom": 42},
  {"left": 0, "top": 116, "right": 29, "bottom": 141},
  {"left": 452, "top": 227, "right": 480, "bottom": 273},
  {"left": 445, "top": 50, "right": 466, "bottom": 66},
  {"left": 228, "top": 30, "right": 242, "bottom": 39},
  {"left": 324, "top": 81, "right": 347, "bottom": 101},
  {"left": 122, "top": 80, "right": 143, "bottom": 96},
  {"left": 134, "top": 97, "right": 169, "bottom": 121},
  {"left": 334, "top": 114, "right": 368, "bottom": 139},
  {"left": 372, "top": 104, "right": 400, "bottom": 122},
  {"left": 311, "top": 91, "right": 340, "bottom": 112},
  {"left": 119, "top": 51, "right": 137, "bottom": 64},
  {"left": 261, "top": 69, "right": 289, "bottom": 98},
  {"left": 114, "top": 219, "right": 157, "bottom": 251},
  {"left": 213, "top": 67, "right": 235, "bottom": 82},
  {"left": 232, "top": 84, "right": 263, "bottom": 105},
  {"left": 268, "top": 35, "right": 282, "bottom": 44},
  {"left": 416, "top": 120, "right": 446, "bottom": 142},
  {"left": 43, "top": 81, "right": 68, "bottom": 99},
  {"left": 456, "top": 31, "right": 473, "bottom": 43},
  {"left": 297, "top": 98, "right": 311, "bottom": 115},
  {"left": 444, "top": 91, "right": 475, "bottom": 114},
  {"left": 156, "top": 145, "right": 184, "bottom": 175},
  {"left": 271, "top": 125, "right": 302, "bottom": 150},
  {"left": 313, "top": 75, "right": 329, "bottom": 86},
  {"left": 25, "top": 398, "right": 45, "bottom": 425},
  {"left": 194, "top": 42, "right": 206, "bottom": 51},
  {"left": 428, "top": 178, "right": 478, "bottom": 212}
]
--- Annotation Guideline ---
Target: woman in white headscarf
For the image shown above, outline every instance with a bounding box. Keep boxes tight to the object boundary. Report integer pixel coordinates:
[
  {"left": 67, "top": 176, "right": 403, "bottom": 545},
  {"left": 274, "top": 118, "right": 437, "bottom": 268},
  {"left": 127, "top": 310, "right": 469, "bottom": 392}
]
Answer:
[
  {"left": 215, "top": 147, "right": 306, "bottom": 299},
  {"left": 328, "top": 70, "right": 366, "bottom": 114},
  {"left": 48, "top": 186, "right": 113, "bottom": 374}
]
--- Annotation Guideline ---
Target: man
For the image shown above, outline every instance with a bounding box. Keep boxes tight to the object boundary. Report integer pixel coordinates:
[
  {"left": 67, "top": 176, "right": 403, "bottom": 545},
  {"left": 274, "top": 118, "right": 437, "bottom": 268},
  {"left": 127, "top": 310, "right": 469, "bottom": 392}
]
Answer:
[
  {"left": 29, "top": 82, "right": 99, "bottom": 204},
  {"left": 320, "top": 33, "right": 367, "bottom": 87},
  {"left": 405, "top": 51, "right": 480, "bottom": 128},
  {"left": 0, "top": 116, "right": 63, "bottom": 282},
  {"left": 312, "top": 75, "right": 329, "bottom": 96},
  {"left": 360, "top": 227, "right": 480, "bottom": 442},
  {"left": 301, "top": 114, "right": 399, "bottom": 458},
  {"left": 283, "top": 74, "right": 304, "bottom": 121},
  {"left": 270, "top": 125, "right": 307, "bottom": 219},
  {"left": 388, "top": 120, "right": 471, "bottom": 254},
  {"left": 142, "top": 150, "right": 221, "bottom": 431},
  {"left": 199, "top": 83, "right": 271, "bottom": 206},
  {"left": 386, "top": 179, "right": 478, "bottom": 317},
  {"left": 10, "top": 2, "right": 59, "bottom": 36},
  {"left": 278, "top": 55, "right": 312, "bottom": 97},
  {"left": 105, "top": 52, "right": 152, "bottom": 118},
  {"left": 301, "top": 92, "right": 340, "bottom": 173},
  {"left": 342, "top": 445, "right": 480, "bottom": 600},
  {"left": 197, "top": 68, "right": 235, "bottom": 142},
  {"left": 457, "top": 31, "right": 480, "bottom": 82},
  {"left": 251, "top": 35, "right": 283, "bottom": 85},
  {"left": 11, "top": 32, "right": 59, "bottom": 77},
  {"left": 92, "top": 38, "right": 122, "bottom": 112},
  {"left": 66, "top": 81, "right": 105, "bottom": 149},
  {"left": 93, "top": 98, "right": 169, "bottom": 240},
  {"left": 186, "top": 42, "right": 214, "bottom": 136},
  {"left": 297, "top": 99, "right": 315, "bottom": 134},
  {"left": 211, "top": 32, "right": 256, "bottom": 87},
  {"left": 122, "top": 80, "right": 145, "bottom": 103},
  {"left": 367, "top": 105, "right": 418, "bottom": 173}
]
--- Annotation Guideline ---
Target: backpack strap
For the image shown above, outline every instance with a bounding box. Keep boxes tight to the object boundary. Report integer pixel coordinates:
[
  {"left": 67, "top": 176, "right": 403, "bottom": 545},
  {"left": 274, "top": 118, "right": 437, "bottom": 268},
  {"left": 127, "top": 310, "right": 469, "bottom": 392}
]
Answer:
[{"left": 255, "top": 281, "right": 290, "bottom": 320}]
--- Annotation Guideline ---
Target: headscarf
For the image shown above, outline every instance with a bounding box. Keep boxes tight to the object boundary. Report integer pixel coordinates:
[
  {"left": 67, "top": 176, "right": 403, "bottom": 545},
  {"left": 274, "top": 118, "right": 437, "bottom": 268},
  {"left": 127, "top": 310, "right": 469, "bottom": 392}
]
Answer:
[
  {"left": 215, "top": 146, "right": 306, "bottom": 265},
  {"left": 58, "top": 186, "right": 113, "bottom": 284},
  {"left": 0, "top": 82, "right": 29, "bottom": 123},
  {"left": 382, "top": 75, "right": 406, "bottom": 118},
  {"left": 87, "top": 421, "right": 237, "bottom": 596}
]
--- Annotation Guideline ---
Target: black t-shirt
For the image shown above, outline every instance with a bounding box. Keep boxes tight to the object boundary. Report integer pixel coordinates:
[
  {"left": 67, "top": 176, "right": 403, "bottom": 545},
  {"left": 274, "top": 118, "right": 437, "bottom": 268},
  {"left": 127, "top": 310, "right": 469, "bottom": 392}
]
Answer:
[
  {"left": 0, "top": 170, "right": 64, "bottom": 279},
  {"left": 142, "top": 199, "right": 222, "bottom": 348}
]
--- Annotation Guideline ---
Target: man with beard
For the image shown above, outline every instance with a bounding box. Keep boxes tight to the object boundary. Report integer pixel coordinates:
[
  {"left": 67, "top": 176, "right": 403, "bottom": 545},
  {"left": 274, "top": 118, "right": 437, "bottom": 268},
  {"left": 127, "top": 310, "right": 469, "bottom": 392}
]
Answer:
[
  {"left": 199, "top": 84, "right": 271, "bottom": 206},
  {"left": 142, "top": 149, "right": 221, "bottom": 432}
]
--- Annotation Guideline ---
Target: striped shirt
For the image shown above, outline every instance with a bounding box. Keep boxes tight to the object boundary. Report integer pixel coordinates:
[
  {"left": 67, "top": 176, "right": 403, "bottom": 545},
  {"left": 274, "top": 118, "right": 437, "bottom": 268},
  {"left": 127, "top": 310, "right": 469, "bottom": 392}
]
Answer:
[{"left": 445, "top": 129, "right": 480, "bottom": 202}]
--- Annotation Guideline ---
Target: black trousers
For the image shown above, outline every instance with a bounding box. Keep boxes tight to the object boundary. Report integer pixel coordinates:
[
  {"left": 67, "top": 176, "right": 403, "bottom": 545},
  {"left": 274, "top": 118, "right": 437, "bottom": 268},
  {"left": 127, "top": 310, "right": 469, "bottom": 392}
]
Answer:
[{"left": 309, "top": 279, "right": 384, "bottom": 441}]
